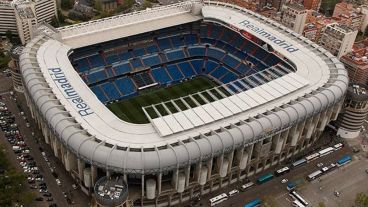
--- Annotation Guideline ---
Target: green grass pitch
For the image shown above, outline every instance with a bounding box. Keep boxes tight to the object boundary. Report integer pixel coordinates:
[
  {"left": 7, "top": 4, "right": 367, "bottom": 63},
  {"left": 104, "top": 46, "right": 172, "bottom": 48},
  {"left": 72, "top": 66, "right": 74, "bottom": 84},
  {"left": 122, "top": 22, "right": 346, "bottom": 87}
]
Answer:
[{"left": 107, "top": 76, "right": 219, "bottom": 124}]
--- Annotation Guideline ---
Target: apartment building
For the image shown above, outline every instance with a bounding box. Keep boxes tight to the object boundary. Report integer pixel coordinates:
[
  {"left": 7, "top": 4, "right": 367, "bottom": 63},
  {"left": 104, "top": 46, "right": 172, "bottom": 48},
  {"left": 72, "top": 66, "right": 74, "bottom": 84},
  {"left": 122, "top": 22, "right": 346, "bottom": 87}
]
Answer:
[
  {"left": 319, "top": 23, "right": 358, "bottom": 58},
  {"left": 0, "top": 0, "right": 57, "bottom": 44},
  {"left": 281, "top": 3, "right": 307, "bottom": 34}
]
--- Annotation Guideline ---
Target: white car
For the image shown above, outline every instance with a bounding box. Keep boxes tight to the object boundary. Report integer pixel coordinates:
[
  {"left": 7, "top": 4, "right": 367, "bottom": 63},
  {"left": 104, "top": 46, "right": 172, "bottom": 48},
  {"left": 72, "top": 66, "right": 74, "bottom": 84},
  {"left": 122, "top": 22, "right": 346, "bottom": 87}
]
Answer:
[
  {"left": 56, "top": 179, "right": 61, "bottom": 186},
  {"left": 228, "top": 189, "right": 239, "bottom": 197},
  {"left": 281, "top": 179, "right": 288, "bottom": 184},
  {"left": 317, "top": 163, "right": 324, "bottom": 168}
]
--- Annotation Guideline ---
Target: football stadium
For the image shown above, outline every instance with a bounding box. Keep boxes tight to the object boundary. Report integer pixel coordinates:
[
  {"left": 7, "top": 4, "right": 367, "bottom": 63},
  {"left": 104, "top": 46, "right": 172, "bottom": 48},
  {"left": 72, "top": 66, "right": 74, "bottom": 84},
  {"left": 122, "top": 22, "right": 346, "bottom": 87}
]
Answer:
[{"left": 19, "top": 1, "right": 348, "bottom": 206}]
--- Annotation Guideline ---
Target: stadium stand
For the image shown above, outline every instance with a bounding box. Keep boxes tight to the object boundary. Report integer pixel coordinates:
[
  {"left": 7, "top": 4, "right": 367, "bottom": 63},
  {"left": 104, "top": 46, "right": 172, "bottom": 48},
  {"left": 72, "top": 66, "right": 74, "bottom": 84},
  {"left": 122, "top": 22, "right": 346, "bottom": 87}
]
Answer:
[{"left": 70, "top": 22, "right": 291, "bottom": 103}]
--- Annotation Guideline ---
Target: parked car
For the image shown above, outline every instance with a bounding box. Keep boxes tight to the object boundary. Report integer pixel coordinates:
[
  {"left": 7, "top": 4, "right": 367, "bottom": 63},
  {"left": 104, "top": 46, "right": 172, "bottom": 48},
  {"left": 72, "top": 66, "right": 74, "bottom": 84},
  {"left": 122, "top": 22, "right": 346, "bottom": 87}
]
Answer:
[
  {"left": 35, "top": 197, "right": 44, "bottom": 201},
  {"left": 317, "top": 163, "right": 324, "bottom": 168},
  {"left": 228, "top": 189, "right": 239, "bottom": 197},
  {"left": 281, "top": 179, "right": 288, "bottom": 184}
]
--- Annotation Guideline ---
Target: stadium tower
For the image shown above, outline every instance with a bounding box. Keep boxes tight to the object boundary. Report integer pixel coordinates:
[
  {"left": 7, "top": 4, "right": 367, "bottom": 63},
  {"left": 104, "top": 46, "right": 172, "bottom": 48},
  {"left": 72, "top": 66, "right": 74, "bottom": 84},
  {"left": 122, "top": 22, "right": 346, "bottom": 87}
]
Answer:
[{"left": 19, "top": 1, "right": 348, "bottom": 206}]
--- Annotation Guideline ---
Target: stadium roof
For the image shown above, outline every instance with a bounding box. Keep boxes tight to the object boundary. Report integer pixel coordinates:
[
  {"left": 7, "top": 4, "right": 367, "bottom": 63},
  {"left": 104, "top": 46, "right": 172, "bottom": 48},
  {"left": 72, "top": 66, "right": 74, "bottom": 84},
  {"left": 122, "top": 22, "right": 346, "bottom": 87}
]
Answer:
[{"left": 20, "top": 1, "right": 348, "bottom": 173}]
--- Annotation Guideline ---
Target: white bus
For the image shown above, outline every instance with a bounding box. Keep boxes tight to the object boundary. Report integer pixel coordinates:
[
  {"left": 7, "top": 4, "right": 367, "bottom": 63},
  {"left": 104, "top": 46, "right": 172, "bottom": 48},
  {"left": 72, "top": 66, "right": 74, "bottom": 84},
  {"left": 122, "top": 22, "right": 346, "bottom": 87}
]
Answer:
[
  {"left": 305, "top": 153, "right": 320, "bottom": 162},
  {"left": 275, "top": 166, "right": 290, "bottom": 176},
  {"left": 241, "top": 181, "right": 254, "bottom": 191},
  {"left": 333, "top": 143, "right": 343, "bottom": 150},
  {"left": 209, "top": 193, "right": 228, "bottom": 206},
  {"left": 290, "top": 191, "right": 309, "bottom": 207},
  {"left": 307, "top": 170, "right": 323, "bottom": 181},
  {"left": 318, "top": 147, "right": 334, "bottom": 157},
  {"left": 292, "top": 200, "right": 306, "bottom": 207}
]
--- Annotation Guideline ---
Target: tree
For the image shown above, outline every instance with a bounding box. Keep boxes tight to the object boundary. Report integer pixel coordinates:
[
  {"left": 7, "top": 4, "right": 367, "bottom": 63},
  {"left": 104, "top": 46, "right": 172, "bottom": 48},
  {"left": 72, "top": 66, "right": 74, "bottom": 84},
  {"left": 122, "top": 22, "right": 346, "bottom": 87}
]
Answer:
[
  {"left": 50, "top": 15, "right": 60, "bottom": 27},
  {"left": 5, "top": 30, "right": 12, "bottom": 42},
  {"left": 61, "top": 0, "right": 72, "bottom": 10},
  {"left": 140, "top": 0, "right": 153, "bottom": 10},
  {"left": 355, "top": 192, "right": 368, "bottom": 207}
]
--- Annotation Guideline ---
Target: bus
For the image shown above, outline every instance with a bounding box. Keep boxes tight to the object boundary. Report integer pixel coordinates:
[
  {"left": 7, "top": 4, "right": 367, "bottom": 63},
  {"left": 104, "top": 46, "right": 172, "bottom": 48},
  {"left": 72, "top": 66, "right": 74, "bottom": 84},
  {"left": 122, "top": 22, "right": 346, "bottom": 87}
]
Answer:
[
  {"left": 290, "top": 191, "right": 309, "bottom": 207},
  {"left": 307, "top": 170, "right": 323, "bottom": 181},
  {"left": 305, "top": 153, "right": 319, "bottom": 162},
  {"left": 292, "top": 158, "right": 307, "bottom": 168},
  {"left": 287, "top": 182, "right": 296, "bottom": 191},
  {"left": 318, "top": 147, "right": 334, "bottom": 157},
  {"left": 337, "top": 155, "right": 352, "bottom": 166},
  {"left": 333, "top": 143, "right": 343, "bottom": 150},
  {"left": 257, "top": 173, "right": 274, "bottom": 184},
  {"left": 275, "top": 166, "right": 290, "bottom": 176},
  {"left": 209, "top": 193, "right": 228, "bottom": 206},
  {"left": 244, "top": 198, "right": 261, "bottom": 207},
  {"left": 292, "top": 200, "right": 306, "bottom": 207},
  {"left": 241, "top": 181, "right": 254, "bottom": 191}
]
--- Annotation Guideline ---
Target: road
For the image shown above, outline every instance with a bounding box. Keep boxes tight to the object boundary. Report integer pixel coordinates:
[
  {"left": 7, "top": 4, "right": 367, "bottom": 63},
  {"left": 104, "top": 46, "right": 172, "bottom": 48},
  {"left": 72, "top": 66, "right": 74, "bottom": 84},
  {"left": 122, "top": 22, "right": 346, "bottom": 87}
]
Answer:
[{"left": 194, "top": 141, "right": 355, "bottom": 207}]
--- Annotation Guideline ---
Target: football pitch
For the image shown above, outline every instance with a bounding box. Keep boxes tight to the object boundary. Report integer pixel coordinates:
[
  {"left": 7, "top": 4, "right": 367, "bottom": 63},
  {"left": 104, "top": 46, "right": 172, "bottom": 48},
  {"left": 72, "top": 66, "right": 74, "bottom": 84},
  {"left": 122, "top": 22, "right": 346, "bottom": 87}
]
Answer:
[{"left": 107, "top": 76, "right": 220, "bottom": 124}]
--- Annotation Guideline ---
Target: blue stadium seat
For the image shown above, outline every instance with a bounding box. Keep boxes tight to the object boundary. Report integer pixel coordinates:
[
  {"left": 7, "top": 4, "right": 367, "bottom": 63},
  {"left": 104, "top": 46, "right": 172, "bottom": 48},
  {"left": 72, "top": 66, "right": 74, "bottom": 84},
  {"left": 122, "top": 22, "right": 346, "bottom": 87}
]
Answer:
[
  {"left": 254, "top": 48, "right": 268, "bottom": 60},
  {"left": 207, "top": 48, "right": 225, "bottom": 60},
  {"left": 133, "top": 48, "right": 146, "bottom": 57},
  {"left": 210, "top": 25, "right": 222, "bottom": 39},
  {"left": 114, "top": 77, "right": 136, "bottom": 95},
  {"left": 189, "top": 59, "right": 204, "bottom": 75},
  {"left": 215, "top": 41, "right": 226, "bottom": 49},
  {"left": 91, "top": 85, "right": 109, "bottom": 103},
  {"left": 204, "top": 60, "right": 219, "bottom": 74},
  {"left": 151, "top": 67, "right": 172, "bottom": 84},
  {"left": 265, "top": 54, "right": 280, "bottom": 66},
  {"left": 188, "top": 46, "right": 206, "bottom": 57},
  {"left": 220, "top": 72, "right": 238, "bottom": 84},
  {"left": 177, "top": 62, "right": 196, "bottom": 77},
  {"left": 89, "top": 55, "right": 105, "bottom": 68},
  {"left": 201, "top": 38, "right": 217, "bottom": 46},
  {"left": 166, "top": 64, "right": 183, "bottom": 81},
  {"left": 184, "top": 34, "right": 198, "bottom": 45},
  {"left": 146, "top": 45, "right": 159, "bottom": 54},
  {"left": 233, "top": 50, "right": 248, "bottom": 60},
  {"left": 157, "top": 38, "right": 172, "bottom": 50},
  {"left": 130, "top": 58, "right": 143, "bottom": 69},
  {"left": 114, "top": 63, "right": 132, "bottom": 75},
  {"left": 210, "top": 66, "right": 228, "bottom": 80},
  {"left": 142, "top": 55, "right": 161, "bottom": 67},
  {"left": 106, "top": 54, "right": 119, "bottom": 65},
  {"left": 87, "top": 70, "right": 107, "bottom": 84},
  {"left": 171, "top": 36, "right": 184, "bottom": 48},
  {"left": 236, "top": 63, "right": 252, "bottom": 74},
  {"left": 118, "top": 52, "right": 132, "bottom": 61},
  {"left": 243, "top": 42, "right": 257, "bottom": 54},
  {"left": 222, "top": 55, "right": 240, "bottom": 69},
  {"left": 101, "top": 82, "right": 121, "bottom": 100},
  {"left": 166, "top": 50, "right": 185, "bottom": 61},
  {"left": 75, "top": 59, "right": 90, "bottom": 72},
  {"left": 106, "top": 68, "right": 115, "bottom": 77}
]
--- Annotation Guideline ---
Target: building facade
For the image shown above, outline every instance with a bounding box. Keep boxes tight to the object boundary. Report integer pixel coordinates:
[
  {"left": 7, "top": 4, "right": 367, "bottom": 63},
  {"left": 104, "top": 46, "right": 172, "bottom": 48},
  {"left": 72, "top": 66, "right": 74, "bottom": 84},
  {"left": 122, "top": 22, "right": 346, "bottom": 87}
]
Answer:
[
  {"left": 319, "top": 23, "right": 358, "bottom": 58},
  {"left": 281, "top": 3, "right": 307, "bottom": 34},
  {"left": 19, "top": 2, "right": 348, "bottom": 207},
  {"left": 0, "top": 0, "right": 57, "bottom": 44},
  {"left": 341, "top": 39, "right": 368, "bottom": 85},
  {"left": 303, "top": 0, "right": 321, "bottom": 11},
  {"left": 337, "top": 84, "right": 368, "bottom": 139}
]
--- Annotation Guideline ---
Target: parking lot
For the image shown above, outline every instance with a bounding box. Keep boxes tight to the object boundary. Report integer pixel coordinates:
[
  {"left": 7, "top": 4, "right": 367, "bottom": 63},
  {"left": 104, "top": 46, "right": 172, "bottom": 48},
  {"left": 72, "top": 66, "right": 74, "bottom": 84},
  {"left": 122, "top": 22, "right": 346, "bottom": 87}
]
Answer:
[
  {"left": 0, "top": 71, "right": 90, "bottom": 207},
  {"left": 192, "top": 139, "right": 366, "bottom": 207}
]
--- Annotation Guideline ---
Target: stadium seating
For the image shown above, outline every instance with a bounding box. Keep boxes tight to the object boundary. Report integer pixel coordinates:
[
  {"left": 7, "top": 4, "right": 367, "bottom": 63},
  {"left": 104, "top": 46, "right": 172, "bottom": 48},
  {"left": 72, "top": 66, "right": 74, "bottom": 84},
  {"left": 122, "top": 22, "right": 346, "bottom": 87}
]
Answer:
[
  {"left": 70, "top": 22, "right": 290, "bottom": 103},
  {"left": 151, "top": 67, "right": 172, "bottom": 84},
  {"left": 114, "top": 77, "right": 136, "bottom": 96},
  {"left": 101, "top": 82, "right": 121, "bottom": 100}
]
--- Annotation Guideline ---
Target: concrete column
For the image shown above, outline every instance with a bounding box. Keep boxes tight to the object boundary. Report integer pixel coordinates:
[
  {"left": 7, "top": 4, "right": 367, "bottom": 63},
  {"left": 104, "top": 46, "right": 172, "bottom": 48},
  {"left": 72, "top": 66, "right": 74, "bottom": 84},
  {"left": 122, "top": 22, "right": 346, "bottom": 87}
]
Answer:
[
  {"left": 185, "top": 166, "right": 190, "bottom": 187},
  {"left": 207, "top": 158, "right": 213, "bottom": 179},
  {"left": 91, "top": 165, "right": 97, "bottom": 186},
  {"left": 157, "top": 173, "right": 162, "bottom": 194},
  {"left": 77, "top": 159, "right": 85, "bottom": 182},
  {"left": 227, "top": 151, "right": 234, "bottom": 174},
  {"left": 53, "top": 139, "right": 59, "bottom": 158},
  {"left": 141, "top": 174, "right": 145, "bottom": 206},
  {"left": 172, "top": 169, "right": 179, "bottom": 190}
]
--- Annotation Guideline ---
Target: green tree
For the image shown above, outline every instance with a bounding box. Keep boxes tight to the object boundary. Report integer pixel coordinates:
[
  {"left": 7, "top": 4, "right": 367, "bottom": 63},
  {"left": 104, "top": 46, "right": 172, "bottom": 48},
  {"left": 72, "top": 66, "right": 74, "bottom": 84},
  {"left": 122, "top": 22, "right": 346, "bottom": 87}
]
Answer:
[
  {"left": 355, "top": 192, "right": 368, "bottom": 207},
  {"left": 61, "top": 0, "right": 72, "bottom": 10},
  {"left": 140, "top": 0, "right": 152, "bottom": 10},
  {"left": 94, "top": 0, "right": 103, "bottom": 11},
  {"left": 5, "top": 30, "right": 12, "bottom": 42},
  {"left": 115, "top": 0, "right": 135, "bottom": 13}
]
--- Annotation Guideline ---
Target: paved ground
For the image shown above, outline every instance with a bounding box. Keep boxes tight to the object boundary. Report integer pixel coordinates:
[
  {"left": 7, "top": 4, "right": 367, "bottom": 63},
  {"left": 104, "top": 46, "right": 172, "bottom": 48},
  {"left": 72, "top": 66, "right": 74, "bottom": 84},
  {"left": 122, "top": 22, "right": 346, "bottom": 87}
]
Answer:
[
  {"left": 194, "top": 138, "right": 363, "bottom": 207},
  {"left": 298, "top": 155, "right": 368, "bottom": 207},
  {"left": 0, "top": 73, "right": 90, "bottom": 207}
]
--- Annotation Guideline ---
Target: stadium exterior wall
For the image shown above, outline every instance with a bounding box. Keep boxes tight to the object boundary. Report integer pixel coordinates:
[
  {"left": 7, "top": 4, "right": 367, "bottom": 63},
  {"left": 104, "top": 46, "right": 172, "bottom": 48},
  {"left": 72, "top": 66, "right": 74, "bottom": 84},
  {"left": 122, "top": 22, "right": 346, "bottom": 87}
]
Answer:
[{"left": 19, "top": 1, "right": 348, "bottom": 206}]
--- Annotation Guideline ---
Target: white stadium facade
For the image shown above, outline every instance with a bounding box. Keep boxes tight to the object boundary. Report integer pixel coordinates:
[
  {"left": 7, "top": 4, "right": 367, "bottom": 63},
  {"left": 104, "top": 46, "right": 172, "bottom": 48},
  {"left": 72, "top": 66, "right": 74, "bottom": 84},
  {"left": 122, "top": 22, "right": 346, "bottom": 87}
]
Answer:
[{"left": 19, "top": 1, "right": 348, "bottom": 206}]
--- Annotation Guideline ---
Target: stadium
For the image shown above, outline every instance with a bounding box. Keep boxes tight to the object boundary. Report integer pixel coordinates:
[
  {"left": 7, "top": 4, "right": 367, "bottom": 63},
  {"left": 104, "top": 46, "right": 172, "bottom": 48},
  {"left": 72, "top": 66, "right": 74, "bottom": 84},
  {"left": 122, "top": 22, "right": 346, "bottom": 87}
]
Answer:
[{"left": 19, "top": 1, "right": 348, "bottom": 206}]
